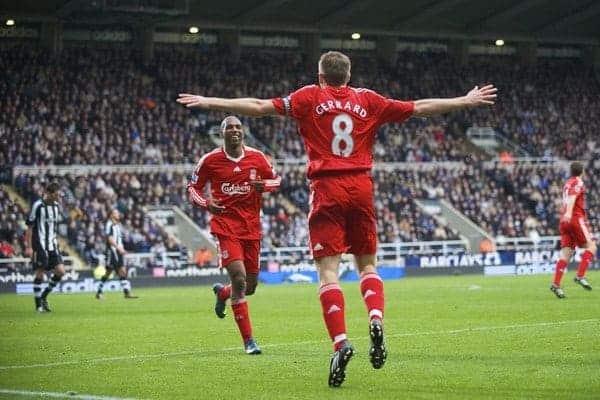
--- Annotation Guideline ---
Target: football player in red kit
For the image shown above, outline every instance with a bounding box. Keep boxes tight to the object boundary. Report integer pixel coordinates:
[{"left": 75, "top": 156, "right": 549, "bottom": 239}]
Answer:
[
  {"left": 551, "top": 161, "right": 596, "bottom": 298},
  {"left": 187, "top": 116, "right": 281, "bottom": 354},
  {"left": 178, "top": 51, "right": 496, "bottom": 385}
]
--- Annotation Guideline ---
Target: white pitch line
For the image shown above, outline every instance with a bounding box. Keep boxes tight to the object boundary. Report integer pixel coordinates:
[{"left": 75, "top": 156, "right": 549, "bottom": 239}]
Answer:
[
  {"left": 0, "top": 351, "right": 198, "bottom": 371},
  {"left": 0, "top": 388, "right": 143, "bottom": 400},
  {"left": 388, "top": 318, "right": 600, "bottom": 338},
  {"left": 1, "top": 318, "right": 597, "bottom": 371}
]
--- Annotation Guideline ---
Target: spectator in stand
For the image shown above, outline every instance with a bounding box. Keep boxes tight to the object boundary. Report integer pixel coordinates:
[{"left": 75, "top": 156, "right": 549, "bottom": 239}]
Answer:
[{"left": 194, "top": 247, "right": 213, "bottom": 268}]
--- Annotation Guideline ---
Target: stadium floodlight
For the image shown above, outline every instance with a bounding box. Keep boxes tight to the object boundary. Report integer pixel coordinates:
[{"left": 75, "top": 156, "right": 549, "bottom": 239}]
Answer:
[
  {"left": 351, "top": 32, "right": 361, "bottom": 40},
  {"left": 495, "top": 39, "right": 505, "bottom": 47},
  {"left": 189, "top": 26, "right": 199, "bottom": 34},
  {"left": 6, "top": 19, "right": 15, "bottom": 26}
]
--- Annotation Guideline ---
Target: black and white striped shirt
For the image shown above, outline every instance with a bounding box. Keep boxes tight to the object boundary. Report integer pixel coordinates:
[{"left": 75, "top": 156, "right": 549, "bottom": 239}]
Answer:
[
  {"left": 105, "top": 220, "right": 123, "bottom": 251},
  {"left": 27, "top": 199, "right": 62, "bottom": 252}
]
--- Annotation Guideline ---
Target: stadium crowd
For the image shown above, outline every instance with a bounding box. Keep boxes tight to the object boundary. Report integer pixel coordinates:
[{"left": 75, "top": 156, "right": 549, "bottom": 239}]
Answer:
[
  {"left": 276, "top": 161, "right": 600, "bottom": 241},
  {"left": 0, "top": 188, "right": 27, "bottom": 259},
  {"left": 8, "top": 44, "right": 598, "bottom": 166},
  {"left": 13, "top": 172, "right": 182, "bottom": 265},
  {"left": 2, "top": 42, "right": 600, "bottom": 260},
  {"left": 10, "top": 170, "right": 313, "bottom": 263}
]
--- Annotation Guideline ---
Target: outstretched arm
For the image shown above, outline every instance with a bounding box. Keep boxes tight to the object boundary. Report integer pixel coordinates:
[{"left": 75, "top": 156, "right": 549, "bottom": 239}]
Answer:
[
  {"left": 177, "top": 94, "right": 278, "bottom": 117},
  {"left": 413, "top": 85, "right": 497, "bottom": 118}
]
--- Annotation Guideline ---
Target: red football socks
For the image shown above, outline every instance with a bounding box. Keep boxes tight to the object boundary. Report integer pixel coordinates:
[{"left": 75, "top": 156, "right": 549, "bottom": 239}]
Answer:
[
  {"left": 319, "top": 283, "right": 347, "bottom": 351},
  {"left": 231, "top": 299, "right": 252, "bottom": 343},
  {"left": 553, "top": 259, "right": 568, "bottom": 286},
  {"left": 577, "top": 250, "right": 594, "bottom": 278},
  {"left": 360, "top": 272, "right": 384, "bottom": 321},
  {"left": 219, "top": 284, "right": 232, "bottom": 301}
]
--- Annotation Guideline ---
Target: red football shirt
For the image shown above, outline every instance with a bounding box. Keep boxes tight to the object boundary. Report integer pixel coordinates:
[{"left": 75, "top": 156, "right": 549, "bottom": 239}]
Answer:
[
  {"left": 561, "top": 176, "right": 586, "bottom": 220},
  {"left": 187, "top": 146, "right": 280, "bottom": 240},
  {"left": 272, "top": 85, "right": 414, "bottom": 178}
]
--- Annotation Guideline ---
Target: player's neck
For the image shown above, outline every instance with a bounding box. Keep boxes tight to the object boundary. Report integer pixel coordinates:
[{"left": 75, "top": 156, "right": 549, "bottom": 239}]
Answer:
[
  {"left": 320, "top": 83, "right": 347, "bottom": 89},
  {"left": 224, "top": 144, "right": 243, "bottom": 159}
]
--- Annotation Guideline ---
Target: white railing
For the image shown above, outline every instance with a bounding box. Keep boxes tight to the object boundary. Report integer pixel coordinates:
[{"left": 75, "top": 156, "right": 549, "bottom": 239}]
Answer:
[
  {"left": 109, "top": 251, "right": 184, "bottom": 269},
  {"left": 13, "top": 164, "right": 196, "bottom": 176},
  {"left": 0, "top": 256, "right": 80, "bottom": 270},
  {"left": 14, "top": 159, "right": 593, "bottom": 179},
  {"left": 466, "top": 126, "right": 497, "bottom": 141},
  {"left": 484, "top": 158, "right": 572, "bottom": 168},
  {"left": 495, "top": 234, "right": 599, "bottom": 252},
  {"left": 260, "top": 240, "right": 469, "bottom": 265},
  {"left": 494, "top": 236, "right": 560, "bottom": 251},
  {"left": 0, "top": 253, "right": 186, "bottom": 272},
  {"left": 2, "top": 235, "right": 596, "bottom": 272},
  {"left": 467, "top": 126, "right": 530, "bottom": 157}
]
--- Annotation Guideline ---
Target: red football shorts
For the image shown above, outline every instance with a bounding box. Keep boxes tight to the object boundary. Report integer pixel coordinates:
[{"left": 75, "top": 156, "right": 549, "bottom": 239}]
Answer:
[
  {"left": 560, "top": 217, "right": 594, "bottom": 249},
  {"left": 213, "top": 234, "right": 260, "bottom": 274},
  {"left": 308, "top": 171, "right": 377, "bottom": 258}
]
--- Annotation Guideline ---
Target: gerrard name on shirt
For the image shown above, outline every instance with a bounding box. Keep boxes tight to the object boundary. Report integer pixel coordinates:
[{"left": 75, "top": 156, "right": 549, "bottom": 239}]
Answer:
[{"left": 315, "top": 100, "right": 367, "bottom": 118}]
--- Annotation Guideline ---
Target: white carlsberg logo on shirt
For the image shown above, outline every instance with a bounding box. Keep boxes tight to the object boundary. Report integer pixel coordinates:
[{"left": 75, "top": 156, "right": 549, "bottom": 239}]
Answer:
[{"left": 221, "top": 182, "right": 251, "bottom": 195}]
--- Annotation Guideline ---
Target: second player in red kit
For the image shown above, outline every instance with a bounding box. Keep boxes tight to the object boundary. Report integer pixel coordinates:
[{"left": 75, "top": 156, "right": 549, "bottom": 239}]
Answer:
[
  {"left": 187, "top": 116, "right": 281, "bottom": 354},
  {"left": 551, "top": 161, "right": 596, "bottom": 298}
]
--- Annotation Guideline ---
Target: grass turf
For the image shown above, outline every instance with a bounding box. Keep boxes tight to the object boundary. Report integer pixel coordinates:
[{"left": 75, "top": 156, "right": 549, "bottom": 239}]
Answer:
[{"left": 1, "top": 271, "right": 599, "bottom": 399}]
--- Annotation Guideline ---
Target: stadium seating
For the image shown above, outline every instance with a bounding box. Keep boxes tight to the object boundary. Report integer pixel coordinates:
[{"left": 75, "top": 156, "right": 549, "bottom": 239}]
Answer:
[
  {"left": 3, "top": 42, "right": 600, "bottom": 256},
  {"left": 11, "top": 170, "right": 313, "bottom": 262},
  {"left": 0, "top": 188, "right": 27, "bottom": 258},
  {"left": 5, "top": 44, "right": 598, "bottom": 166},
  {"left": 13, "top": 172, "right": 182, "bottom": 265}
]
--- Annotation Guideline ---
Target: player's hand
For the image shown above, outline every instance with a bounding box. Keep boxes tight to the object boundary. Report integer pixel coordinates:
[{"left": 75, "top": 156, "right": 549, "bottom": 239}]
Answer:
[
  {"left": 118, "top": 247, "right": 126, "bottom": 255},
  {"left": 208, "top": 201, "right": 226, "bottom": 215},
  {"left": 464, "top": 84, "right": 497, "bottom": 107},
  {"left": 177, "top": 93, "right": 210, "bottom": 109},
  {"left": 25, "top": 247, "right": 33, "bottom": 257},
  {"left": 251, "top": 177, "right": 265, "bottom": 193},
  {"left": 561, "top": 215, "right": 572, "bottom": 224}
]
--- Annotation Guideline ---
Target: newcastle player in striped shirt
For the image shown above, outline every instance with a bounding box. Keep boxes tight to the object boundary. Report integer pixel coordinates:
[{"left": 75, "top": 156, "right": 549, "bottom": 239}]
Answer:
[
  {"left": 95, "top": 209, "right": 138, "bottom": 299},
  {"left": 25, "top": 182, "right": 65, "bottom": 313}
]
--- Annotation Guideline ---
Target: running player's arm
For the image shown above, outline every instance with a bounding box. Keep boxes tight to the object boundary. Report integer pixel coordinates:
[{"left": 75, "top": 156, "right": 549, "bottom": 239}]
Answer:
[
  {"left": 187, "top": 158, "right": 225, "bottom": 214},
  {"left": 562, "top": 194, "right": 577, "bottom": 223},
  {"left": 177, "top": 95, "right": 277, "bottom": 117},
  {"left": 413, "top": 84, "right": 497, "bottom": 117},
  {"left": 253, "top": 153, "right": 281, "bottom": 193}
]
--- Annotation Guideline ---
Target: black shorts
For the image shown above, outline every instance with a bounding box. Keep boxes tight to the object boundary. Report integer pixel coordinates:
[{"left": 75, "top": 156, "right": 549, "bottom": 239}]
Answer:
[
  {"left": 106, "top": 248, "right": 124, "bottom": 271},
  {"left": 32, "top": 248, "right": 63, "bottom": 271}
]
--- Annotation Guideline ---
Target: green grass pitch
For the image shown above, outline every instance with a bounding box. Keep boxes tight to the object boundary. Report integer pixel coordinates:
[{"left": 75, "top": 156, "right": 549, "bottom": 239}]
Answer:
[{"left": 1, "top": 272, "right": 599, "bottom": 399}]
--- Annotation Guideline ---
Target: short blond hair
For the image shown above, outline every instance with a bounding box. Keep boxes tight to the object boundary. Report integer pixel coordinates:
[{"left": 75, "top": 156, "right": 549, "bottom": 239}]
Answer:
[{"left": 318, "top": 51, "right": 351, "bottom": 86}]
